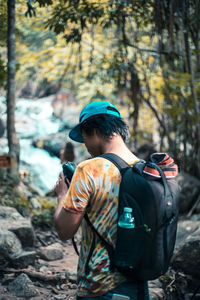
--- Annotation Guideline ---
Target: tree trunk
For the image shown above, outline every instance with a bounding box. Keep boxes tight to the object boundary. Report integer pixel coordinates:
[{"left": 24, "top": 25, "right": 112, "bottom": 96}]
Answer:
[
  {"left": 129, "top": 66, "right": 140, "bottom": 150},
  {"left": 7, "top": 0, "right": 20, "bottom": 174}
]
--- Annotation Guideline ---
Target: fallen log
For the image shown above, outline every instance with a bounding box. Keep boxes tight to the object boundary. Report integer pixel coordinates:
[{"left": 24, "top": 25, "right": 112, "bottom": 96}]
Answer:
[{"left": 0, "top": 268, "right": 66, "bottom": 283}]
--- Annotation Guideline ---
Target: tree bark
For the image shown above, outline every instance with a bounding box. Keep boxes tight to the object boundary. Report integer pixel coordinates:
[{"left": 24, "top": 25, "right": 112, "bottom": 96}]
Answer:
[
  {"left": 183, "top": 11, "right": 200, "bottom": 177},
  {"left": 129, "top": 67, "right": 140, "bottom": 149},
  {"left": 7, "top": 0, "right": 20, "bottom": 174}
]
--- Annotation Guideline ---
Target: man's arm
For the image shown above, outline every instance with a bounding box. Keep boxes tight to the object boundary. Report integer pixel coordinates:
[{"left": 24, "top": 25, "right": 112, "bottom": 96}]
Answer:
[{"left": 54, "top": 173, "right": 84, "bottom": 241}]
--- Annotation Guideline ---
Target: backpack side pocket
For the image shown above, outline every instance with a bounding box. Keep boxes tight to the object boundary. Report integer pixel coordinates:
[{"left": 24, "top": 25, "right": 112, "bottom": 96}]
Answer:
[{"left": 114, "top": 225, "right": 146, "bottom": 271}]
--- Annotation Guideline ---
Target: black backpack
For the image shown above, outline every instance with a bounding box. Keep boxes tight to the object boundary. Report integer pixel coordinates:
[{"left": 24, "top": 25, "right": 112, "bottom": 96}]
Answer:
[{"left": 84, "top": 152, "right": 180, "bottom": 281}]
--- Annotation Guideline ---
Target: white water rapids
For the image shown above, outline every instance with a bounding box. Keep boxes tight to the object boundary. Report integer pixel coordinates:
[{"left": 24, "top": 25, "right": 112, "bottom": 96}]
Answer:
[{"left": 0, "top": 96, "right": 73, "bottom": 195}]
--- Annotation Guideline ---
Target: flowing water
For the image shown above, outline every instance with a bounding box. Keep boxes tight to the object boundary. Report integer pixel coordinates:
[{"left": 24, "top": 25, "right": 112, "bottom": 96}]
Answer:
[{"left": 0, "top": 96, "right": 72, "bottom": 195}]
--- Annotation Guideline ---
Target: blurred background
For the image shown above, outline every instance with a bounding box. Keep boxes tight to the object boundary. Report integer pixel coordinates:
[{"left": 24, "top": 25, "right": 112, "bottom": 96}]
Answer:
[
  {"left": 1, "top": 1, "right": 200, "bottom": 191},
  {"left": 0, "top": 1, "right": 200, "bottom": 299}
]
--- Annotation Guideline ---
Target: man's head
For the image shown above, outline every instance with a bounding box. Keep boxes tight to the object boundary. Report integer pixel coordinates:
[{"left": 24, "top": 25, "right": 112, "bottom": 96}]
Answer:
[{"left": 69, "top": 100, "right": 129, "bottom": 156}]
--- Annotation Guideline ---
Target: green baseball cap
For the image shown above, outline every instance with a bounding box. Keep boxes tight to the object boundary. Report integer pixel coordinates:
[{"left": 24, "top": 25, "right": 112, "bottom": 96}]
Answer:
[{"left": 69, "top": 100, "right": 121, "bottom": 143}]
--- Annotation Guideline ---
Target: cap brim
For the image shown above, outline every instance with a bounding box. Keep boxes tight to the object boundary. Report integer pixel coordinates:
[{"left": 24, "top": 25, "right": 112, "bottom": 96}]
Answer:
[{"left": 69, "top": 124, "right": 84, "bottom": 143}]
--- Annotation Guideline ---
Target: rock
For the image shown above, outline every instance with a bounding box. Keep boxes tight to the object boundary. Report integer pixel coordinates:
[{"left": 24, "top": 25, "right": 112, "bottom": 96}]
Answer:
[
  {"left": 149, "top": 290, "right": 163, "bottom": 300},
  {"left": 17, "top": 74, "right": 59, "bottom": 99},
  {"left": 53, "top": 294, "right": 69, "bottom": 300},
  {"left": 39, "top": 265, "right": 49, "bottom": 273},
  {"left": 172, "top": 228, "right": 200, "bottom": 278},
  {"left": 185, "top": 294, "right": 200, "bottom": 300},
  {"left": 12, "top": 250, "right": 36, "bottom": 268},
  {"left": 65, "top": 271, "right": 77, "bottom": 283},
  {"left": 0, "top": 206, "right": 35, "bottom": 247},
  {"left": 148, "top": 279, "right": 162, "bottom": 289},
  {"left": 1, "top": 274, "right": 15, "bottom": 285},
  {"left": 0, "top": 230, "right": 23, "bottom": 259},
  {"left": 0, "top": 206, "right": 36, "bottom": 267},
  {"left": 9, "top": 224, "right": 35, "bottom": 248},
  {"left": 38, "top": 242, "right": 63, "bottom": 261},
  {"left": 175, "top": 220, "right": 200, "bottom": 249},
  {"left": 176, "top": 172, "right": 200, "bottom": 213},
  {"left": 32, "top": 131, "right": 88, "bottom": 164},
  {"left": 32, "top": 132, "right": 70, "bottom": 158},
  {"left": 135, "top": 143, "right": 157, "bottom": 161},
  {"left": 52, "top": 90, "right": 78, "bottom": 121},
  {"left": 8, "top": 273, "right": 39, "bottom": 297},
  {"left": 35, "top": 80, "right": 59, "bottom": 98},
  {"left": 149, "top": 279, "right": 163, "bottom": 300},
  {"left": 0, "top": 229, "right": 36, "bottom": 268},
  {"left": 17, "top": 73, "right": 38, "bottom": 99},
  {"left": 190, "top": 214, "right": 200, "bottom": 222}
]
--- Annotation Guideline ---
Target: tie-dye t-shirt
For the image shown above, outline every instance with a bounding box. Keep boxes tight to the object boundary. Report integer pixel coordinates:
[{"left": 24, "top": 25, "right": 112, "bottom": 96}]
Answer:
[{"left": 62, "top": 156, "right": 137, "bottom": 297}]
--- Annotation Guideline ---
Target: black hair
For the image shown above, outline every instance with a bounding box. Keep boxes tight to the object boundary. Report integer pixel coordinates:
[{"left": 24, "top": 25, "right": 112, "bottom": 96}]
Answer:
[
  {"left": 81, "top": 114, "right": 129, "bottom": 142},
  {"left": 63, "top": 142, "right": 75, "bottom": 162}
]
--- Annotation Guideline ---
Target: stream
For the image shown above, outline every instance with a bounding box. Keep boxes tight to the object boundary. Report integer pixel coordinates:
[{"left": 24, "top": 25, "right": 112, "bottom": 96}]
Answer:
[{"left": 0, "top": 96, "right": 75, "bottom": 195}]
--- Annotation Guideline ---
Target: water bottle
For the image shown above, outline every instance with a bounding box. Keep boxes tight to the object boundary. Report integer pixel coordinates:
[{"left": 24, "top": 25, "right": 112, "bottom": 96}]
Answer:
[{"left": 118, "top": 207, "right": 135, "bottom": 229}]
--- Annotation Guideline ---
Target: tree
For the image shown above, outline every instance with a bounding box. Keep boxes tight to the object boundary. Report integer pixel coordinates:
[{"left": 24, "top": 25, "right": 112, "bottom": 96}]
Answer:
[
  {"left": 0, "top": 1, "right": 7, "bottom": 88},
  {"left": 13, "top": 0, "right": 199, "bottom": 178},
  {"left": 7, "top": 0, "right": 20, "bottom": 174},
  {"left": 37, "top": 0, "right": 199, "bottom": 177}
]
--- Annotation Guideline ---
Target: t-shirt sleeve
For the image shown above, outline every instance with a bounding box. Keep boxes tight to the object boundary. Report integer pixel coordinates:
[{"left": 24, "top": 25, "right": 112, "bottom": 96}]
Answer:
[{"left": 62, "top": 163, "right": 94, "bottom": 214}]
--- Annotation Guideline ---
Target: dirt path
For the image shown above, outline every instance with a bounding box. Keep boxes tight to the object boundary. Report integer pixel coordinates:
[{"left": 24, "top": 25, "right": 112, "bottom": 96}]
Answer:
[
  {"left": 0, "top": 229, "right": 79, "bottom": 300},
  {"left": 0, "top": 228, "right": 165, "bottom": 299}
]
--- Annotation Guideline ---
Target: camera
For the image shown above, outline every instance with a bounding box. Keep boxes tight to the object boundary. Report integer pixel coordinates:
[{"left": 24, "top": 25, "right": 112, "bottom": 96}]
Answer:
[{"left": 62, "top": 162, "right": 76, "bottom": 186}]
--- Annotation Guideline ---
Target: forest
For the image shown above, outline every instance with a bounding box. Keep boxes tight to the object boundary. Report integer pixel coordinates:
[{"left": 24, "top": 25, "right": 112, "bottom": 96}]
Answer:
[
  {"left": 0, "top": 1, "right": 200, "bottom": 300},
  {"left": 0, "top": 0, "right": 199, "bottom": 176}
]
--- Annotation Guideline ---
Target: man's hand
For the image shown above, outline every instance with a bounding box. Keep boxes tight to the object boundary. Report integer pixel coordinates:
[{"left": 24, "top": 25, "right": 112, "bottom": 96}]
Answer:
[
  {"left": 54, "top": 172, "right": 84, "bottom": 241},
  {"left": 54, "top": 172, "right": 68, "bottom": 200}
]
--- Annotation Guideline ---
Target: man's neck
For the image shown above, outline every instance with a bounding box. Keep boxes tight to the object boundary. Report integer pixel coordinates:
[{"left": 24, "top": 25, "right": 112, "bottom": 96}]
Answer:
[{"left": 100, "top": 135, "right": 138, "bottom": 163}]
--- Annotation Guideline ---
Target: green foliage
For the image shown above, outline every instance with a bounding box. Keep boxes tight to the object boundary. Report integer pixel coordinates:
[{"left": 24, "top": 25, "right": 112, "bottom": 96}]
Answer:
[
  {"left": 19, "top": 0, "right": 199, "bottom": 178},
  {"left": 25, "top": 0, "right": 53, "bottom": 18},
  {"left": 44, "top": 1, "right": 153, "bottom": 46},
  {"left": 31, "top": 197, "right": 56, "bottom": 228},
  {"left": 0, "top": 170, "right": 56, "bottom": 227},
  {"left": 1, "top": 0, "right": 199, "bottom": 177},
  {"left": 0, "top": 170, "right": 31, "bottom": 217},
  {"left": 0, "top": 57, "right": 7, "bottom": 88},
  {"left": 0, "top": 2, "right": 7, "bottom": 89},
  {"left": 0, "top": 1, "right": 7, "bottom": 46},
  {"left": 35, "top": 0, "right": 53, "bottom": 7},
  {"left": 160, "top": 270, "right": 188, "bottom": 299},
  {"left": 17, "top": 22, "right": 57, "bottom": 51}
]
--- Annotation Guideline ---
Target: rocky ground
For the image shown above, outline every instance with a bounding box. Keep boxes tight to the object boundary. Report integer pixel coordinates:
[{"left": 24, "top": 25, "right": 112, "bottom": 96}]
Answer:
[
  {"left": 0, "top": 227, "right": 79, "bottom": 300},
  {"left": 0, "top": 221, "right": 164, "bottom": 300},
  {"left": 1, "top": 221, "right": 200, "bottom": 300},
  {"left": 0, "top": 228, "right": 166, "bottom": 300},
  {"left": 0, "top": 169, "right": 200, "bottom": 300}
]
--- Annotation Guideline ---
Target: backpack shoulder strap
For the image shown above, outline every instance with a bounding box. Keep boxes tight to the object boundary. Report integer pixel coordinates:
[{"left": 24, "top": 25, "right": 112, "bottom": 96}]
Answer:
[
  {"left": 100, "top": 153, "right": 175, "bottom": 219},
  {"left": 132, "top": 160, "right": 146, "bottom": 175},
  {"left": 84, "top": 213, "right": 115, "bottom": 274},
  {"left": 100, "top": 153, "right": 146, "bottom": 176},
  {"left": 100, "top": 153, "right": 130, "bottom": 172},
  {"left": 84, "top": 153, "right": 131, "bottom": 274}
]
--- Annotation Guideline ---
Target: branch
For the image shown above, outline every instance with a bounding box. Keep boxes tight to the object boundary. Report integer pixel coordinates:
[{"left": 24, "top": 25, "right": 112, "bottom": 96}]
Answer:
[
  {"left": 25, "top": 0, "right": 36, "bottom": 18},
  {"left": 187, "top": 194, "right": 200, "bottom": 218},
  {"left": 123, "top": 39, "right": 184, "bottom": 57},
  {"left": 138, "top": 51, "right": 172, "bottom": 144},
  {"left": 0, "top": 268, "right": 67, "bottom": 283},
  {"left": 123, "top": 40, "right": 169, "bottom": 55}
]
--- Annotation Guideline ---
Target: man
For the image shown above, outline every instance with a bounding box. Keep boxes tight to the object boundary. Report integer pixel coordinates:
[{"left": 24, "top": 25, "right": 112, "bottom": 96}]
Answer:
[{"left": 54, "top": 100, "right": 149, "bottom": 299}]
